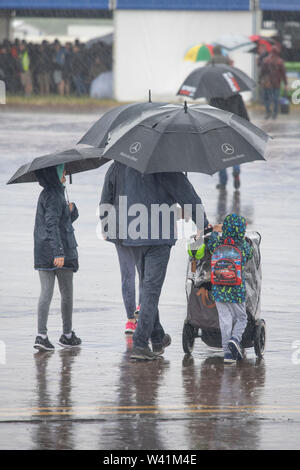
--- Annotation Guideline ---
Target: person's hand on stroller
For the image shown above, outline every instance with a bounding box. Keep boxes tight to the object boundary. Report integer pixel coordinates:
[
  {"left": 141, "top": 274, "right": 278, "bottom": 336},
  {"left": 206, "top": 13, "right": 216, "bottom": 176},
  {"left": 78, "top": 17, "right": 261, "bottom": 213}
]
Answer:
[
  {"left": 213, "top": 224, "right": 223, "bottom": 233},
  {"left": 195, "top": 224, "right": 214, "bottom": 240}
]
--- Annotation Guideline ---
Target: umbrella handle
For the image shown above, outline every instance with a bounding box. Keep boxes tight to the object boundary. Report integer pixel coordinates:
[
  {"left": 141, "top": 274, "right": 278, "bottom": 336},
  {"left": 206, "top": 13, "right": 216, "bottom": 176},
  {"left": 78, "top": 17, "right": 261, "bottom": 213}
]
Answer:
[{"left": 65, "top": 184, "right": 70, "bottom": 205}]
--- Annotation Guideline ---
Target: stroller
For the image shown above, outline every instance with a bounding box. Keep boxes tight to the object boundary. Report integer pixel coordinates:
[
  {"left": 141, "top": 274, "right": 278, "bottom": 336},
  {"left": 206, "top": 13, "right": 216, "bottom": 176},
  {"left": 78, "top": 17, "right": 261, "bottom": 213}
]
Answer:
[{"left": 183, "top": 229, "right": 266, "bottom": 358}]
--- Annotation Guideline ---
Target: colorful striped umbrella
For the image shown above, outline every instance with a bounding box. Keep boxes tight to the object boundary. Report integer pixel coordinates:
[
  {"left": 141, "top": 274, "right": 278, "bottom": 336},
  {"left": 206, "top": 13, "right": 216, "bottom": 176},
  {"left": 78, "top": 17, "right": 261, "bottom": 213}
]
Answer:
[{"left": 184, "top": 43, "right": 215, "bottom": 62}]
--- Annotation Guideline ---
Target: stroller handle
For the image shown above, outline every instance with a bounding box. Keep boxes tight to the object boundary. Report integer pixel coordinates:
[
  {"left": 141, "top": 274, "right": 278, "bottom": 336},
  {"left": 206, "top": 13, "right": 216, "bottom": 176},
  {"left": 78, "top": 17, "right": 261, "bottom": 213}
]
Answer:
[{"left": 204, "top": 225, "right": 213, "bottom": 236}]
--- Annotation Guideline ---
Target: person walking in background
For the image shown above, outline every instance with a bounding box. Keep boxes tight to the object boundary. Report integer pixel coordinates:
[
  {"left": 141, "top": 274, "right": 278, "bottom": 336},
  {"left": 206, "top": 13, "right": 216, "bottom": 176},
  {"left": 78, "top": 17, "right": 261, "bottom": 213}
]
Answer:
[
  {"left": 259, "top": 45, "right": 287, "bottom": 120},
  {"left": 100, "top": 162, "right": 141, "bottom": 334},
  {"left": 209, "top": 93, "right": 250, "bottom": 191},
  {"left": 207, "top": 45, "right": 246, "bottom": 190},
  {"left": 33, "top": 164, "right": 81, "bottom": 351},
  {"left": 19, "top": 40, "right": 32, "bottom": 96}
]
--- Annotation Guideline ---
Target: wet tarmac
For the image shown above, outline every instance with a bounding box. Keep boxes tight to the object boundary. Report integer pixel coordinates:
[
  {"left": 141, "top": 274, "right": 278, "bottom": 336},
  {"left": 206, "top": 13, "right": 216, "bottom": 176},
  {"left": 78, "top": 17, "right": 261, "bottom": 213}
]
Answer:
[{"left": 0, "top": 107, "right": 300, "bottom": 450}]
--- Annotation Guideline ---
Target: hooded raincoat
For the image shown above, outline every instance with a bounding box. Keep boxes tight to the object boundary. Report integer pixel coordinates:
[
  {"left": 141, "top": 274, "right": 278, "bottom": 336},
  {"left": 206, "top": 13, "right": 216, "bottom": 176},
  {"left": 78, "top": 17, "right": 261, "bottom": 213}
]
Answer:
[
  {"left": 207, "top": 214, "right": 253, "bottom": 303},
  {"left": 34, "top": 166, "right": 79, "bottom": 272}
]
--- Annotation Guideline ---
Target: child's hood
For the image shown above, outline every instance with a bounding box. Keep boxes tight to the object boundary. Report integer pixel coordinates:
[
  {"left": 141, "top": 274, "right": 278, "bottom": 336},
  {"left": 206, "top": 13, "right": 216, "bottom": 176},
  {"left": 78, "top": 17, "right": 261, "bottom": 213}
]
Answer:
[{"left": 222, "top": 213, "right": 246, "bottom": 241}]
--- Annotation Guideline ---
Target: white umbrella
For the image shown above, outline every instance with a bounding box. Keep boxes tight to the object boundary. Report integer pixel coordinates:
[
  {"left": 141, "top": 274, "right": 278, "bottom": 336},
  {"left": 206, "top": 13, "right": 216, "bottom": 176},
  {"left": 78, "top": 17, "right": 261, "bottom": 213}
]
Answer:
[{"left": 215, "top": 34, "right": 254, "bottom": 52}]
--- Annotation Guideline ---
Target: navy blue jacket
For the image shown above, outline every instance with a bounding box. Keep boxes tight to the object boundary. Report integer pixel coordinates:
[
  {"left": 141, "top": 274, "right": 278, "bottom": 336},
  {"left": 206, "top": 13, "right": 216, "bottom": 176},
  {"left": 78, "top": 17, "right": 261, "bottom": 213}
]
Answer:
[
  {"left": 100, "top": 162, "right": 208, "bottom": 246},
  {"left": 34, "top": 166, "right": 79, "bottom": 271}
]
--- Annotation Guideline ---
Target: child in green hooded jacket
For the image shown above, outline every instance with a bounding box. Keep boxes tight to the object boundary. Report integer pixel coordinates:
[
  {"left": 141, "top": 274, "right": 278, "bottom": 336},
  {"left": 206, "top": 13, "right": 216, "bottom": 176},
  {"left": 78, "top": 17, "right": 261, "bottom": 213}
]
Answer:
[{"left": 207, "top": 213, "right": 253, "bottom": 363}]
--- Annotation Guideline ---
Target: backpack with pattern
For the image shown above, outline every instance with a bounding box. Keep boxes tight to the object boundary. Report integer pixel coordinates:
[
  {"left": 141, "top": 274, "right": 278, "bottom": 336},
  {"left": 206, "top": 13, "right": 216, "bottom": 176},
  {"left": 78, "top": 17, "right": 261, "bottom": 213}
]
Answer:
[{"left": 211, "top": 237, "right": 242, "bottom": 286}]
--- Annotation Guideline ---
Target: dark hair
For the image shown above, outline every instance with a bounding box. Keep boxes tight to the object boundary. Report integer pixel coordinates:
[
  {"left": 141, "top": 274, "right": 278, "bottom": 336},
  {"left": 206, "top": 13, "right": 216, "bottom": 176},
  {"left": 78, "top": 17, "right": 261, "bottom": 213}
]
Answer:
[{"left": 213, "top": 45, "right": 222, "bottom": 55}]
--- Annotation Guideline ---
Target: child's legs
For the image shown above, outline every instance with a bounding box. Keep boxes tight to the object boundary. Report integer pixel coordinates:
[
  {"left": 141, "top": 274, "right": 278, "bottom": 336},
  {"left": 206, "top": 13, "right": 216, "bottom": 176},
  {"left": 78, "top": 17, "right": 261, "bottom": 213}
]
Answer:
[
  {"left": 231, "top": 302, "right": 247, "bottom": 343},
  {"left": 56, "top": 269, "right": 73, "bottom": 335},
  {"left": 215, "top": 301, "right": 233, "bottom": 354},
  {"left": 37, "top": 270, "right": 56, "bottom": 335}
]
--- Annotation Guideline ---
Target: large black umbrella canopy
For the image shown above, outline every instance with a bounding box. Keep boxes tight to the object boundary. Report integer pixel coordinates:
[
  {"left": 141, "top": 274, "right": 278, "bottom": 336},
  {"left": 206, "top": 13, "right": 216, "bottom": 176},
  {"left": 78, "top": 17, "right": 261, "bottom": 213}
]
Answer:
[
  {"left": 77, "top": 98, "right": 168, "bottom": 148},
  {"left": 101, "top": 103, "right": 269, "bottom": 175},
  {"left": 177, "top": 64, "right": 256, "bottom": 100},
  {"left": 7, "top": 147, "right": 107, "bottom": 184}
]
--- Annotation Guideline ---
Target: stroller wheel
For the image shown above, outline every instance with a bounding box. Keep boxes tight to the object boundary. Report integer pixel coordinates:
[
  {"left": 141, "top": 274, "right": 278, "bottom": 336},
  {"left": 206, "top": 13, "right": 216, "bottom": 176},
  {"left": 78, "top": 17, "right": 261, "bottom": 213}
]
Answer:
[
  {"left": 254, "top": 319, "right": 266, "bottom": 358},
  {"left": 182, "top": 321, "right": 196, "bottom": 355}
]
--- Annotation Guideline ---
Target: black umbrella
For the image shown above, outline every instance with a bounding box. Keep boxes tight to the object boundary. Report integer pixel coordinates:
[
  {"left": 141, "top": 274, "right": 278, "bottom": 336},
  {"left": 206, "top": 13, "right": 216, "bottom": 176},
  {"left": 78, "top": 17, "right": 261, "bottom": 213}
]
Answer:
[
  {"left": 7, "top": 147, "right": 108, "bottom": 184},
  {"left": 86, "top": 33, "right": 113, "bottom": 48},
  {"left": 78, "top": 92, "right": 168, "bottom": 148},
  {"left": 177, "top": 64, "right": 256, "bottom": 100},
  {"left": 101, "top": 102, "right": 269, "bottom": 175}
]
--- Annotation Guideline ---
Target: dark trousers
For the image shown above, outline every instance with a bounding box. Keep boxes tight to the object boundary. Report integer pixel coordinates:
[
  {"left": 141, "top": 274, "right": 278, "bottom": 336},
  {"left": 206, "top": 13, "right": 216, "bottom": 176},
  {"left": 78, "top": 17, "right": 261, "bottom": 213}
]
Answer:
[
  {"left": 130, "top": 245, "right": 172, "bottom": 348},
  {"left": 219, "top": 165, "right": 240, "bottom": 186},
  {"left": 263, "top": 88, "right": 280, "bottom": 117}
]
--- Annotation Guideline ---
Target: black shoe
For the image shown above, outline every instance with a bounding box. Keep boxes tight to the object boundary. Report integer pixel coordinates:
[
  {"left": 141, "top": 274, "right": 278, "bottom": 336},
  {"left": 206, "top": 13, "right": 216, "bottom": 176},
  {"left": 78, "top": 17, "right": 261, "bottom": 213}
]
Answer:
[
  {"left": 233, "top": 175, "right": 240, "bottom": 189},
  {"left": 34, "top": 336, "right": 55, "bottom": 351},
  {"left": 216, "top": 183, "right": 226, "bottom": 190},
  {"left": 131, "top": 345, "right": 158, "bottom": 361},
  {"left": 264, "top": 113, "right": 271, "bottom": 120},
  {"left": 228, "top": 337, "right": 243, "bottom": 361},
  {"left": 152, "top": 334, "right": 172, "bottom": 356},
  {"left": 58, "top": 331, "right": 81, "bottom": 348},
  {"left": 272, "top": 113, "right": 277, "bottom": 120}
]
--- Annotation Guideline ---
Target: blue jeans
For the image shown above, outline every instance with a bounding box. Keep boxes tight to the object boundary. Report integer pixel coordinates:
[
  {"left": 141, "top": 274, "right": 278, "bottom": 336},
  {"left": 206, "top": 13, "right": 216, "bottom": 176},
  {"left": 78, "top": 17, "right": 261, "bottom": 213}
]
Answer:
[
  {"left": 115, "top": 244, "right": 141, "bottom": 319},
  {"left": 263, "top": 88, "right": 280, "bottom": 116},
  {"left": 219, "top": 165, "right": 240, "bottom": 186},
  {"left": 131, "top": 245, "right": 172, "bottom": 348}
]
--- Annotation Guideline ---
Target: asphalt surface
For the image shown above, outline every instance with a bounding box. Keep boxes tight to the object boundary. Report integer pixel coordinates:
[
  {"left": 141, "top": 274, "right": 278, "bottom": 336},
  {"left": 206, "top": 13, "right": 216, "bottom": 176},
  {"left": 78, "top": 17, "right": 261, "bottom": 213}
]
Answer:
[{"left": 0, "top": 107, "right": 300, "bottom": 450}]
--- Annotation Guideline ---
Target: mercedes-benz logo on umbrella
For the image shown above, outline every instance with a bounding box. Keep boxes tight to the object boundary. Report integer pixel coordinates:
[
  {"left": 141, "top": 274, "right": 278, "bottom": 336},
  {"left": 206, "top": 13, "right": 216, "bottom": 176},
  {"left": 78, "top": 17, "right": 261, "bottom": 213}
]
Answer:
[
  {"left": 129, "top": 142, "right": 142, "bottom": 154},
  {"left": 221, "top": 143, "right": 235, "bottom": 155}
]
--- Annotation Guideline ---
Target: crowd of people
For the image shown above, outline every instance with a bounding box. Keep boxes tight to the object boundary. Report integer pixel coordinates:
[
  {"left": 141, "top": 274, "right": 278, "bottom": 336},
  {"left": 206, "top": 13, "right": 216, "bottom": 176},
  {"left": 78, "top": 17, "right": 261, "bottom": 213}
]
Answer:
[{"left": 0, "top": 38, "right": 112, "bottom": 96}]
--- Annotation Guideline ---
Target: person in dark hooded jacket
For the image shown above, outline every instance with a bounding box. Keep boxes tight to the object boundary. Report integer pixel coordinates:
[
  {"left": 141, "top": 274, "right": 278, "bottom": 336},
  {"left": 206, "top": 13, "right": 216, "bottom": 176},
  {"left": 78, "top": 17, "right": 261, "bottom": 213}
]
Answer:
[
  {"left": 33, "top": 164, "right": 81, "bottom": 351},
  {"left": 209, "top": 94, "right": 250, "bottom": 190}
]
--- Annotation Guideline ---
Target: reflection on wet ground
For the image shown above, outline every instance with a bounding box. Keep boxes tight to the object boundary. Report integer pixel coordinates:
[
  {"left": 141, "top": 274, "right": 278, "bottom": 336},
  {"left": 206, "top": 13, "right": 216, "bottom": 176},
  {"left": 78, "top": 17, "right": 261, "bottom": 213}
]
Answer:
[{"left": 0, "top": 109, "right": 300, "bottom": 449}]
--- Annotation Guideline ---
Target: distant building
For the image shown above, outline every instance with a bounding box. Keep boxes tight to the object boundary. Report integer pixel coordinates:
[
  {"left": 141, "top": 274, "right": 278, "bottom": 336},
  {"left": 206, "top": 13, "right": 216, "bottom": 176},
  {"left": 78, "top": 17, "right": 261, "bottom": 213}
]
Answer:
[{"left": 1, "top": 0, "right": 300, "bottom": 100}]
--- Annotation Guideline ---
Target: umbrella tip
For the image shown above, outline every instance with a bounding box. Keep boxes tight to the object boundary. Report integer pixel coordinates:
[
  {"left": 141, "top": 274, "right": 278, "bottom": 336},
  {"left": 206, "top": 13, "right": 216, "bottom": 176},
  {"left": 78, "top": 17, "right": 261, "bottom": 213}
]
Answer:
[
  {"left": 184, "top": 101, "right": 188, "bottom": 113},
  {"left": 148, "top": 89, "right": 152, "bottom": 103}
]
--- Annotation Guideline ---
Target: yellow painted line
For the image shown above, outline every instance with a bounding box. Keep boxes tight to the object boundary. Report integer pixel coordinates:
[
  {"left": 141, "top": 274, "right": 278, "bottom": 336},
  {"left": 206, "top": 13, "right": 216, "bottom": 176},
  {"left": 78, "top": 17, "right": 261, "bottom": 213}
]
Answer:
[
  {"left": 0, "top": 404, "right": 295, "bottom": 412},
  {"left": 0, "top": 407, "right": 300, "bottom": 418}
]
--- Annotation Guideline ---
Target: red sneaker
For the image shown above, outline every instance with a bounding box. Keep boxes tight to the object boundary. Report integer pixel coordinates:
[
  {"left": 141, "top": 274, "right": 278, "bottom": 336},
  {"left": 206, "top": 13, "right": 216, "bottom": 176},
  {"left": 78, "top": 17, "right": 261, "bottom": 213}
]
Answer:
[{"left": 125, "top": 320, "right": 137, "bottom": 334}]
